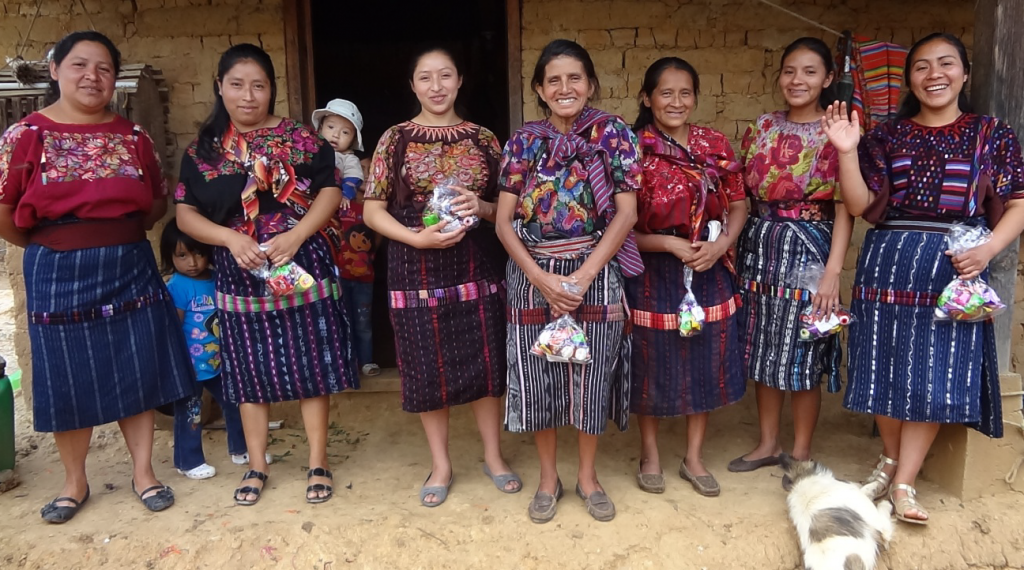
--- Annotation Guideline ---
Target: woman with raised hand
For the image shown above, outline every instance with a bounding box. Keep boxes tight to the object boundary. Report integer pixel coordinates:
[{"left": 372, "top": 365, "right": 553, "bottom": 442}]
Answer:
[
  {"left": 175, "top": 43, "right": 358, "bottom": 506},
  {"left": 497, "top": 39, "right": 641, "bottom": 523},
  {"left": 0, "top": 31, "right": 192, "bottom": 522},
  {"left": 824, "top": 33, "right": 1024, "bottom": 525}
]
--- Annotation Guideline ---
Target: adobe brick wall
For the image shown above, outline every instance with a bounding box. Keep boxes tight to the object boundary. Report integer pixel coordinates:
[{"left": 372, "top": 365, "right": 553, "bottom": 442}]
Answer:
[{"left": 0, "top": 0, "right": 288, "bottom": 407}]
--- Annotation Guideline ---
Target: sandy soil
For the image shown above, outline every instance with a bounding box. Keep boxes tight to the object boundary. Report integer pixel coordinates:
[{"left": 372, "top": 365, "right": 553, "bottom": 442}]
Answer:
[{"left": 1, "top": 283, "right": 1024, "bottom": 569}]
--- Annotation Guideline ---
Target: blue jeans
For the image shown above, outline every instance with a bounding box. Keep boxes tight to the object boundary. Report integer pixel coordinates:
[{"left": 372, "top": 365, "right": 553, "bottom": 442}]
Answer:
[
  {"left": 342, "top": 279, "right": 374, "bottom": 366},
  {"left": 172, "top": 374, "right": 247, "bottom": 471}
]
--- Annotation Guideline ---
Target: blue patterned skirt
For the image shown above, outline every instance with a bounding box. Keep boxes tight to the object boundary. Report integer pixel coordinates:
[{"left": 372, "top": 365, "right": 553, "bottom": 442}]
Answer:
[
  {"left": 737, "top": 217, "right": 842, "bottom": 392},
  {"left": 843, "top": 224, "right": 1002, "bottom": 437},
  {"left": 25, "top": 241, "right": 193, "bottom": 432},
  {"left": 627, "top": 253, "right": 744, "bottom": 417}
]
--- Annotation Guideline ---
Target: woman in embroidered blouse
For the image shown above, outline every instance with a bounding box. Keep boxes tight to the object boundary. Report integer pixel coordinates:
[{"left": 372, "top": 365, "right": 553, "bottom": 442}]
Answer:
[
  {"left": 824, "top": 33, "right": 1024, "bottom": 524},
  {"left": 496, "top": 39, "right": 641, "bottom": 523},
  {"left": 0, "top": 31, "right": 191, "bottom": 522},
  {"left": 628, "top": 58, "right": 748, "bottom": 497},
  {"left": 175, "top": 44, "right": 357, "bottom": 506},
  {"left": 729, "top": 38, "right": 854, "bottom": 475},
  {"left": 364, "top": 46, "right": 519, "bottom": 507}
]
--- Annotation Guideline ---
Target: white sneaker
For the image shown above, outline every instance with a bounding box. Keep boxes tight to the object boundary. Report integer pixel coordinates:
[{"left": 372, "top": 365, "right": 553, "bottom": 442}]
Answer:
[
  {"left": 231, "top": 452, "right": 274, "bottom": 465},
  {"left": 177, "top": 463, "right": 217, "bottom": 479}
]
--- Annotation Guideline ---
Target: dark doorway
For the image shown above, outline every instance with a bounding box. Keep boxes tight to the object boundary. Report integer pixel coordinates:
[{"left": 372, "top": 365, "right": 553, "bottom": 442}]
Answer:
[{"left": 309, "top": 0, "right": 512, "bottom": 368}]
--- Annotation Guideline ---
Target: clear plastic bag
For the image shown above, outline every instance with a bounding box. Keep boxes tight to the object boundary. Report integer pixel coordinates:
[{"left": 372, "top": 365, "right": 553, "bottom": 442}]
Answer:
[
  {"left": 935, "top": 224, "right": 1005, "bottom": 322},
  {"left": 530, "top": 282, "right": 592, "bottom": 364},
  {"left": 249, "top": 245, "right": 315, "bottom": 297},
  {"left": 421, "top": 176, "right": 479, "bottom": 233},
  {"left": 790, "top": 261, "right": 854, "bottom": 341},
  {"left": 677, "top": 266, "right": 705, "bottom": 337}
]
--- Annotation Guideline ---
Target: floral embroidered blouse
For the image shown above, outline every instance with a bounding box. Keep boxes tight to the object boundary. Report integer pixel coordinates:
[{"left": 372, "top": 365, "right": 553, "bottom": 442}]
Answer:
[
  {"left": 366, "top": 121, "right": 501, "bottom": 223},
  {"left": 174, "top": 118, "right": 339, "bottom": 226},
  {"left": 0, "top": 113, "right": 166, "bottom": 230},
  {"left": 498, "top": 113, "right": 642, "bottom": 239},
  {"left": 858, "top": 113, "right": 1024, "bottom": 224},
  {"left": 740, "top": 111, "right": 840, "bottom": 204}
]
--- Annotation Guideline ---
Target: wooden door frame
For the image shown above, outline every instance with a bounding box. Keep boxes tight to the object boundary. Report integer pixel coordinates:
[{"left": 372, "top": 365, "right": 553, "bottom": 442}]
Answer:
[{"left": 282, "top": 0, "right": 523, "bottom": 134}]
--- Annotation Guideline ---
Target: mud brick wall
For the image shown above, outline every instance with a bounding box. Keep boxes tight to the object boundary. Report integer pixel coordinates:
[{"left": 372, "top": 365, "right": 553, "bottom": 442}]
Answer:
[{"left": 0, "top": 0, "right": 288, "bottom": 407}]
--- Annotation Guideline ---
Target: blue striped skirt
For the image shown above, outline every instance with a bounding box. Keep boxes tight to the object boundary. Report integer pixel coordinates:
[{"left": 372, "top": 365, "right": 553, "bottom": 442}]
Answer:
[
  {"left": 736, "top": 217, "right": 842, "bottom": 392},
  {"left": 25, "top": 242, "right": 193, "bottom": 432},
  {"left": 627, "top": 253, "right": 745, "bottom": 417},
  {"left": 843, "top": 225, "right": 1002, "bottom": 437}
]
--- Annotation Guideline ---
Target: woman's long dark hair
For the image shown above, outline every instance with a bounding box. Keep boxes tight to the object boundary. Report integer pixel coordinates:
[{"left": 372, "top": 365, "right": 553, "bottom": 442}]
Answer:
[
  {"left": 778, "top": 37, "right": 837, "bottom": 111},
  {"left": 159, "top": 218, "right": 212, "bottom": 276},
  {"left": 45, "top": 31, "right": 121, "bottom": 105},
  {"left": 530, "top": 39, "right": 600, "bottom": 115},
  {"left": 633, "top": 57, "right": 700, "bottom": 132},
  {"left": 896, "top": 33, "right": 973, "bottom": 120},
  {"left": 407, "top": 45, "right": 466, "bottom": 118},
  {"left": 196, "top": 43, "right": 277, "bottom": 162}
]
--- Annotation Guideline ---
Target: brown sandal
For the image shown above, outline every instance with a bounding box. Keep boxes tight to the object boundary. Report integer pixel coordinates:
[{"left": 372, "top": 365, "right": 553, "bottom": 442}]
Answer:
[
  {"left": 679, "top": 460, "right": 720, "bottom": 497},
  {"left": 575, "top": 483, "right": 615, "bottom": 522},
  {"left": 527, "top": 479, "right": 562, "bottom": 524},
  {"left": 636, "top": 462, "right": 665, "bottom": 494}
]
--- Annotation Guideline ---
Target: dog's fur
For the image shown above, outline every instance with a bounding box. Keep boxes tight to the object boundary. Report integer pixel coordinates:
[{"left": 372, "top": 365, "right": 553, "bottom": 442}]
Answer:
[{"left": 780, "top": 454, "right": 894, "bottom": 570}]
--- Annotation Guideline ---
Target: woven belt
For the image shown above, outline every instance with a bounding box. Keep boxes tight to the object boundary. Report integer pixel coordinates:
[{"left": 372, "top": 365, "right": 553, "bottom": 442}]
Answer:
[
  {"left": 216, "top": 279, "right": 339, "bottom": 313},
  {"left": 742, "top": 279, "right": 813, "bottom": 301},
  {"left": 526, "top": 235, "right": 596, "bottom": 260},
  {"left": 631, "top": 294, "right": 741, "bottom": 330},
  {"left": 507, "top": 303, "right": 627, "bottom": 325},
  {"left": 30, "top": 289, "right": 170, "bottom": 325},
  {"left": 389, "top": 278, "right": 503, "bottom": 309},
  {"left": 852, "top": 286, "right": 938, "bottom": 307},
  {"left": 875, "top": 219, "right": 959, "bottom": 234},
  {"left": 753, "top": 199, "right": 835, "bottom": 222}
]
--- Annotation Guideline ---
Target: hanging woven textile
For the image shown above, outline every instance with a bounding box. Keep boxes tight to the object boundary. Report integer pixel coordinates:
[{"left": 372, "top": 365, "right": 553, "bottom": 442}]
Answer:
[{"left": 838, "top": 35, "right": 909, "bottom": 130}]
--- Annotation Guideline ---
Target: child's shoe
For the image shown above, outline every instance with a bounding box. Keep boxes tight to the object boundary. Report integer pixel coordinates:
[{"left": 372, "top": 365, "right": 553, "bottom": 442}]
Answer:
[
  {"left": 178, "top": 463, "right": 217, "bottom": 480},
  {"left": 231, "top": 452, "right": 274, "bottom": 466},
  {"left": 362, "top": 363, "right": 381, "bottom": 377}
]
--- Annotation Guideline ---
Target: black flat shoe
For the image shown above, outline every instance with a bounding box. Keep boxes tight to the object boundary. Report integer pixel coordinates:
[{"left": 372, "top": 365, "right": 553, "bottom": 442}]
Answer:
[
  {"left": 132, "top": 480, "right": 175, "bottom": 512},
  {"left": 234, "top": 469, "right": 268, "bottom": 506},
  {"left": 40, "top": 486, "right": 90, "bottom": 524},
  {"left": 306, "top": 467, "right": 333, "bottom": 504}
]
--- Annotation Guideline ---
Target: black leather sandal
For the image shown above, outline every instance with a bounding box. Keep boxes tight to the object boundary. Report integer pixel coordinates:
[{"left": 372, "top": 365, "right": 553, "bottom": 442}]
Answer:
[
  {"left": 306, "top": 467, "right": 333, "bottom": 504},
  {"left": 132, "top": 480, "right": 175, "bottom": 512},
  {"left": 234, "top": 469, "right": 268, "bottom": 506},
  {"left": 40, "top": 486, "right": 91, "bottom": 523}
]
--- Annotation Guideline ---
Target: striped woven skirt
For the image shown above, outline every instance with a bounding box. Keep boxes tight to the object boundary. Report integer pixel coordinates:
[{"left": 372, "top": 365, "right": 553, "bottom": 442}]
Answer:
[
  {"left": 627, "top": 253, "right": 744, "bottom": 417},
  {"left": 386, "top": 229, "right": 507, "bottom": 413},
  {"left": 215, "top": 212, "right": 358, "bottom": 404},
  {"left": 737, "top": 217, "right": 842, "bottom": 392},
  {"left": 24, "top": 241, "right": 193, "bottom": 432},
  {"left": 843, "top": 221, "right": 1001, "bottom": 437},
  {"left": 504, "top": 236, "right": 630, "bottom": 435}
]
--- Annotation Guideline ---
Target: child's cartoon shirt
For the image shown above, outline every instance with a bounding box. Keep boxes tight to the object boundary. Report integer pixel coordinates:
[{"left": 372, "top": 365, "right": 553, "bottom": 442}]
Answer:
[
  {"left": 337, "top": 201, "right": 376, "bottom": 282},
  {"left": 166, "top": 273, "right": 220, "bottom": 380},
  {"left": 337, "top": 151, "right": 364, "bottom": 201}
]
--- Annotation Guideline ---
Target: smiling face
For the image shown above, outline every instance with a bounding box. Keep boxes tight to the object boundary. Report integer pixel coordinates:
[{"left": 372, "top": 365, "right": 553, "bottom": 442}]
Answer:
[
  {"left": 319, "top": 114, "right": 356, "bottom": 153},
  {"left": 908, "top": 39, "right": 968, "bottom": 113},
  {"left": 778, "top": 47, "right": 833, "bottom": 111},
  {"left": 218, "top": 59, "right": 273, "bottom": 129},
  {"left": 49, "top": 40, "right": 116, "bottom": 114},
  {"left": 536, "top": 55, "right": 595, "bottom": 126},
  {"left": 410, "top": 50, "right": 462, "bottom": 118},
  {"left": 643, "top": 67, "right": 697, "bottom": 134}
]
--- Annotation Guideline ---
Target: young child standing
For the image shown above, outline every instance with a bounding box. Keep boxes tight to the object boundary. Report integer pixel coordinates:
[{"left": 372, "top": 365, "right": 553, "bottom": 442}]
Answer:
[
  {"left": 336, "top": 157, "right": 381, "bottom": 376},
  {"left": 313, "top": 99, "right": 365, "bottom": 210},
  {"left": 161, "top": 219, "right": 257, "bottom": 478}
]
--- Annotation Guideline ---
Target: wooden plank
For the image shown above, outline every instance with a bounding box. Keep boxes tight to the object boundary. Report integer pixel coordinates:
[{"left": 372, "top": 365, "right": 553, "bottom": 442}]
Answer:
[
  {"left": 297, "top": 0, "right": 316, "bottom": 121},
  {"left": 282, "top": 0, "right": 305, "bottom": 121},
  {"left": 506, "top": 0, "right": 524, "bottom": 133}
]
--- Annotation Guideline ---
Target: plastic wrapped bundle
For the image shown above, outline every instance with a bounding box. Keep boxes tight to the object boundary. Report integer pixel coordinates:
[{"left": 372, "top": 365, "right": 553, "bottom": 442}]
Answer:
[
  {"left": 421, "top": 176, "right": 479, "bottom": 233},
  {"left": 530, "top": 282, "right": 592, "bottom": 364},
  {"left": 934, "top": 224, "right": 1006, "bottom": 322}
]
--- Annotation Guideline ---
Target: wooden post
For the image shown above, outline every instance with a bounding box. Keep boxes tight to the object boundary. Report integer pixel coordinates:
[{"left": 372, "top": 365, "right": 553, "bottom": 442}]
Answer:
[
  {"left": 506, "top": 0, "right": 523, "bottom": 133},
  {"left": 928, "top": 0, "right": 1024, "bottom": 500},
  {"left": 283, "top": 0, "right": 316, "bottom": 122}
]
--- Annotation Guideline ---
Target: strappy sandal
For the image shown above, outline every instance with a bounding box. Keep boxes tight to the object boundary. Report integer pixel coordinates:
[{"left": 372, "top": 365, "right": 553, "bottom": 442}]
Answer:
[
  {"left": 419, "top": 472, "right": 454, "bottom": 507},
  {"left": 306, "top": 467, "right": 334, "bottom": 504},
  {"left": 132, "top": 480, "right": 175, "bottom": 512},
  {"left": 483, "top": 464, "right": 522, "bottom": 494},
  {"left": 40, "top": 486, "right": 90, "bottom": 524},
  {"left": 528, "top": 479, "right": 563, "bottom": 524},
  {"left": 862, "top": 454, "right": 898, "bottom": 501},
  {"left": 890, "top": 483, "right": 929, "bottom": 525},
  {"left": 575, "top": 483, "right": 616, "bottom": 522},
  {"left": 234, "top": 469, "right": 268, "bottom": 506}
]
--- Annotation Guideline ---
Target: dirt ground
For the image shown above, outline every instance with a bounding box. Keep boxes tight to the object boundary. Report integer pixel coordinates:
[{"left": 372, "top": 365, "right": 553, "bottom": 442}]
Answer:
[{"left": 2, "top": 289, "right": 1024, "bottom": 569}]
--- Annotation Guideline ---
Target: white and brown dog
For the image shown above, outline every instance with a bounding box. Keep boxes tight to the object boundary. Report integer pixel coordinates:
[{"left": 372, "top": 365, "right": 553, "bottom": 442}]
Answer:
[{"left": 780, "top": 454, "right": 894, "bottom": 570}]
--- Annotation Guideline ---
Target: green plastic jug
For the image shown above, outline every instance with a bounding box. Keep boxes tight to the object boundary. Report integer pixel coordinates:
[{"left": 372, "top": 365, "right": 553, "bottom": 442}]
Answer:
[{"left": 0, "top": 356, "right": 14, "bottom": 472}]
